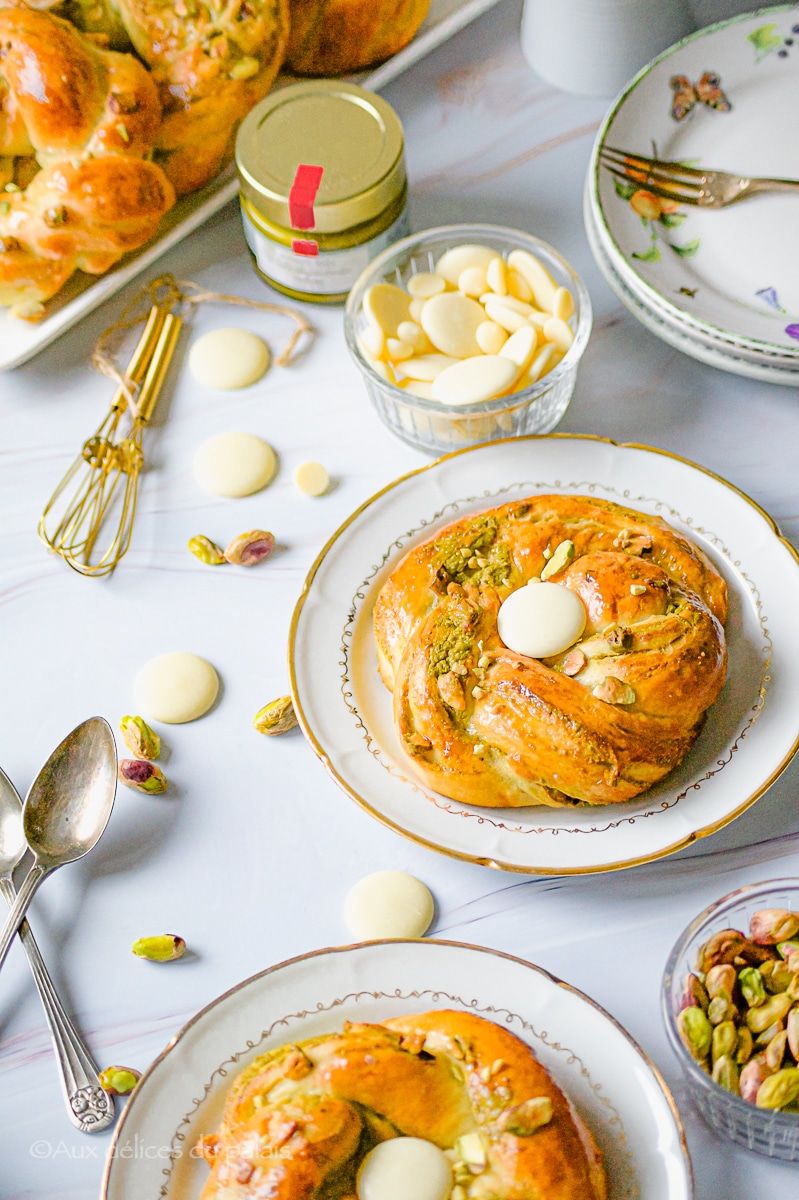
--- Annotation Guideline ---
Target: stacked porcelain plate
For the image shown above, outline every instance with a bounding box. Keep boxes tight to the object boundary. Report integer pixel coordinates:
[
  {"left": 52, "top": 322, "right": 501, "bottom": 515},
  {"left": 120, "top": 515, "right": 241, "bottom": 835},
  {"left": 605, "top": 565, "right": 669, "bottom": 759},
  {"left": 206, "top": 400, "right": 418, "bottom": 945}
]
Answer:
[{"left": 585, "top": 5, "right": 799, "bottom": 385}]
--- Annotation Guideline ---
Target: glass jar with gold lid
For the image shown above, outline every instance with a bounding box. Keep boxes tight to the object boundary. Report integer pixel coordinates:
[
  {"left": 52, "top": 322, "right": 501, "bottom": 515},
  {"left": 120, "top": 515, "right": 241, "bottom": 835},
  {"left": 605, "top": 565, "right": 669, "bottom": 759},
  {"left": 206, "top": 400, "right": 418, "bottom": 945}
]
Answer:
[{"left": 236, "top": 81, "right": 409, "bottom": 304}]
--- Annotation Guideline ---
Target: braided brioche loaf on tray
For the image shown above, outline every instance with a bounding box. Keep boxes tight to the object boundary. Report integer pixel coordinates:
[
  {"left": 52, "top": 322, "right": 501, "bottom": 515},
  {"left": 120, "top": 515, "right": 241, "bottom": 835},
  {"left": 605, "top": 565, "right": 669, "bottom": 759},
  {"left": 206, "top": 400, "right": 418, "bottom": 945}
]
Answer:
[
  {"left": 0, "top": 5, "right": 175, "bottom": 317},
  {"left": 197, "top": 1009, "right": 607, "bottom": 1199},
  {"left": 374, "top": 494, "right": 728, "bottom": 809},
  {"left": 0, "top": 0, "right": 288, "bottom": 317}
]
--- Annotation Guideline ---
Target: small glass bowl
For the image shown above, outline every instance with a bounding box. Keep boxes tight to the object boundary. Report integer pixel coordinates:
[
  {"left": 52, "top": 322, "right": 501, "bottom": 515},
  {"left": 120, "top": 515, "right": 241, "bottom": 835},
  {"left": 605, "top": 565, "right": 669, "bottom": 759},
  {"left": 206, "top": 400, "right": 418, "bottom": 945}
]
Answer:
[
  {"left": 344, "top": 224, "right": 592, "bottom": 455},
  {"left": 662, "top": 878, "right": 799, "bottom": 1161}
]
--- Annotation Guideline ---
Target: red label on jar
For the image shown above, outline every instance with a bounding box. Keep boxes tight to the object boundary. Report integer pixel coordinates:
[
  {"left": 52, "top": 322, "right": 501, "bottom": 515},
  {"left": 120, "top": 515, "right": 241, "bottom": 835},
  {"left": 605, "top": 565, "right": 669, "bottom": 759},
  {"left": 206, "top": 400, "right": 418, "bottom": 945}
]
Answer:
[
  {"left": 288, "top": 165, "right": 324, "bottom": 230},
  {"left": 291, "top": 238, "right": 319, "bottom": 257}
]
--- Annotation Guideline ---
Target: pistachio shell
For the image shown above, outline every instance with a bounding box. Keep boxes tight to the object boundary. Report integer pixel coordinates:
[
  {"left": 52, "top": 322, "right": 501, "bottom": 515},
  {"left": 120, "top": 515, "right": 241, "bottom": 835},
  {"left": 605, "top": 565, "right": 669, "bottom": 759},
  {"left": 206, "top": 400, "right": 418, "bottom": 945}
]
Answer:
[{"left": 253, "top": 696, "right": 298, "bottom": 736}]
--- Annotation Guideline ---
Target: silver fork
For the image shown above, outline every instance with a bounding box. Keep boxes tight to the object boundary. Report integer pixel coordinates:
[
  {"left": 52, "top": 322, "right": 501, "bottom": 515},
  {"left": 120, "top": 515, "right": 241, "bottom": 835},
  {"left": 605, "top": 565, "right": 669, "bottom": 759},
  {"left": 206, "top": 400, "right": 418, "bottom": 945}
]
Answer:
[{"left": 600, "top": 145, "right": 799, "bottom": 209}]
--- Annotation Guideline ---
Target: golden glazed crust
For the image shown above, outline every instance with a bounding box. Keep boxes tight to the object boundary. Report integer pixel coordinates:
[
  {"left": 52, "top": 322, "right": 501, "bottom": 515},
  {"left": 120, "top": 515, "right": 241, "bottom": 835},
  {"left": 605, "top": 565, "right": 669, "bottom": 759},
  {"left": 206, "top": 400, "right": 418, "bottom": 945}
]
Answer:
[
  {"left": 285, "top": 0, "right": 431, "bottom": 76},
  {"left": 0, "top": 4, "right": 174, "bottom": 318},
  {"left": 374, "top": 494, "right": 728, "bottom": 809},
  {"left": 55, "top": 0, "right": 290, "bottom": 195},
  {"left": 197, "top": 1009, "right": 607, "bottom": 1200}
]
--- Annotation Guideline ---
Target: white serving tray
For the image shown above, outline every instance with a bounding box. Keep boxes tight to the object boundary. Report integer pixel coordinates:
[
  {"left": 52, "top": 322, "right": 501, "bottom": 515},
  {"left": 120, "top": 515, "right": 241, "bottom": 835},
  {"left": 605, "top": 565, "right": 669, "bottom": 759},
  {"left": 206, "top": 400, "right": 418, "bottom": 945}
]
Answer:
[{"left": 0, "top": 0, "right": 505, "bottom": 373}]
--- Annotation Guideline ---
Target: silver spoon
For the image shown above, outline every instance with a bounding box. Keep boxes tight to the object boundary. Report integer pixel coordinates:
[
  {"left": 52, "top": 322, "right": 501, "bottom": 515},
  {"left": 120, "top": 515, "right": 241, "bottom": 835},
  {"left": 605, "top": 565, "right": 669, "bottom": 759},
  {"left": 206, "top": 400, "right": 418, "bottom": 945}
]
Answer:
[
  {"left": 0, "top": 718, "right": 117, "bottom": 977},
  {"left": 0, "top": 765, "right": 115, "bottom": 1132}
]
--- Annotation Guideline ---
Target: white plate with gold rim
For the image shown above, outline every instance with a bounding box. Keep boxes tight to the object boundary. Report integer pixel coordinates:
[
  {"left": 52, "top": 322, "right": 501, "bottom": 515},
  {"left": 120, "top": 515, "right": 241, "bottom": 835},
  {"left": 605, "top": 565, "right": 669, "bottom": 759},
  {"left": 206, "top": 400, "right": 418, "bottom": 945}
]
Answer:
[
  {"left": 101, "top": 939, "right": 692, "bottom": 1200},
  {"left": 0, "top": 0, "right": 505, "bottom": 373},
  {"left": 289, "top": 435, "right": 799, "bottom": 875}
]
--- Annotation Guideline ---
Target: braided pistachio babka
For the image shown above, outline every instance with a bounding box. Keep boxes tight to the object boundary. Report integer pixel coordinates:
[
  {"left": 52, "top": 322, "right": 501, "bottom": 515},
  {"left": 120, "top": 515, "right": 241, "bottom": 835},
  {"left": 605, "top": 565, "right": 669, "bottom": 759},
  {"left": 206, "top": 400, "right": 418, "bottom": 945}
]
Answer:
[
  {"left": 197, "top": 1009, "right": 607, "bottom": 1199},
  {"left": 374, "top": 494, "right": 728, "bottom": 809}
]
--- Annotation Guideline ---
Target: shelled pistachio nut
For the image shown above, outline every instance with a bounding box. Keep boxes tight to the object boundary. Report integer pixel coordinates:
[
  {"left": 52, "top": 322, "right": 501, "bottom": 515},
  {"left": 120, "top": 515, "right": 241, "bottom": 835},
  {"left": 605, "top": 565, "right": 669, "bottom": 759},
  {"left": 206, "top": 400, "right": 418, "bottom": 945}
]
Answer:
[
  {"left": 188, "top": 534, "right": 226, "bottom": 565},
  {"left": 119, "top": 715, "right": 161, "bottom": 760},
  {"left": 682, "top": 973, "right": 710, "bottom": 1012},
  {"left": 787, "top": 1008, "right": 799, "bottom": 1060},
  {"left": 738, "top": 966, "right": 767, "bottom": 1008},
  {"left": 540, "top": 539, "right": 574, "bottom": 581},
  {"left": 766, "top": 960, "right": 795, "bottom": 994},
  {"left": 765, "top": 1030, "right": 788, "bottom": 1072},
  {"left": 712, "top": 1021, "right": 738, "bottom": 1064},
  {"left": 224, "top": 530, "right": 275, "bottom": 566},
  {"left": 498, "top": 1097, "right": 553, "bottom": 1136},
  {"left": 99, "top": 1066, "right": 141, "bottom": 1095},
  {"left": 735, "top": 1026, "right": 754, "bottom": 1065},
  {"left": 712, "top": 1055, "right": 739, "bottom": 1093},
  {"left": 118, "top": 760, "right": 167, "bottom": 795},
  {"left": 746, "top": 992, "right": 794, "bottom": 1034},
  {"left": 750, "top": 909, "right": 799, "bottom": 946},
  {"left": 253, "top": 696, "right": 298, "bottom": 735},
  {"left": 708, "top": 995, "right": 737, "bottom": 1026},
  {"left": 740, "top": 1056, "right": 774, "bottom": 1104},
  {"left": 705, "top": 963, "right": 736, "bottom": 1000},
  {"left": 756, "top": 1066, "right": 799, "bottom": 1110},
  {"left": 132, "top": 935, "right": 186, "bottom": 962},
  {"left": 678, "top": 1006, "right": 712, "bottom": 1062}
]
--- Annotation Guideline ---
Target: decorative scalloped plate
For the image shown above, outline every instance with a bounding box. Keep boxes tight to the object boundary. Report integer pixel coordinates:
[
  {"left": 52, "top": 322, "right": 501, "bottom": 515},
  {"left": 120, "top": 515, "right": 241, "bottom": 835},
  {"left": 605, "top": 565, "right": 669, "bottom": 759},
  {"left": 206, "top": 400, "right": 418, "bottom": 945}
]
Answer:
[
  {"left": 101, "top": 940, "right": 692, "bottom": 1200},
  {"left": 289, "top": 435, "right": 799, "bottom": 875},
  {"left": 584, "top": 188, "right": 799, "bottom": 386},
  {"left": 588, "top": 4, "right": 799, "bottom": 359}
]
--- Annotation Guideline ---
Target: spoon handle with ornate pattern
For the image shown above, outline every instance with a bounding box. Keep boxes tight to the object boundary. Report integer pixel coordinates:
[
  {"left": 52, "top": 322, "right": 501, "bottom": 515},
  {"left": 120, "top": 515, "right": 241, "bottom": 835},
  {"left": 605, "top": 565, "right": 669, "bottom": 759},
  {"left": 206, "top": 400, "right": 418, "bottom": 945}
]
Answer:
[{"left": 0, "top": 875, "right": 115, "bottom": 1133}]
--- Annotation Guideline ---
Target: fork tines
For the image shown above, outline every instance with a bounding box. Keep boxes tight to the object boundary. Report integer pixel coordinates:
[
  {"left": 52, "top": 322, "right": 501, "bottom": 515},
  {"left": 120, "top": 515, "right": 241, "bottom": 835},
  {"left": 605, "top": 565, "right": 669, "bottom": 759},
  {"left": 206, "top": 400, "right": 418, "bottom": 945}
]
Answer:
[{"left": 600, "top": 145, "right": 706, "bottom": 207}]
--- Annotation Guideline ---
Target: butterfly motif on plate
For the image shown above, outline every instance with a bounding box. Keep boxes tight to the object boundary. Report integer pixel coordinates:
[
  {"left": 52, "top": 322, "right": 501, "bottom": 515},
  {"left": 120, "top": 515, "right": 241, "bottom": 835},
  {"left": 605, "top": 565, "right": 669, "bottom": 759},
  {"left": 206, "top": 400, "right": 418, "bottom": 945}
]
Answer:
[{"left": 669, "top": 72, "right": 732, "bottom": 121}]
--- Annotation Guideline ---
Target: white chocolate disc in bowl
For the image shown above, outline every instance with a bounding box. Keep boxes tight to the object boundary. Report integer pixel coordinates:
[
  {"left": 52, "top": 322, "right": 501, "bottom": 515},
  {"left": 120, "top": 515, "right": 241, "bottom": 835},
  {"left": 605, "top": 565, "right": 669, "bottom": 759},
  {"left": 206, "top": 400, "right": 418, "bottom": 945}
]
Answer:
[
  {"left": 357, "top": 1138, "right": 452, "bottom": 1200},
  {"left": 497, "top": 582, "right": 586, "bottom": 659},
  {"left": 344, "top": 871, "right": 434, "bottom": 940},
  {"left": 431, "top": 355, "right": 517, "bottom": 406},
  {"left": 420, "top": 293, "right": 486, "bottom": 358},
  {"left": 133, "top": 652, "right": 219, "bottom": 723}
]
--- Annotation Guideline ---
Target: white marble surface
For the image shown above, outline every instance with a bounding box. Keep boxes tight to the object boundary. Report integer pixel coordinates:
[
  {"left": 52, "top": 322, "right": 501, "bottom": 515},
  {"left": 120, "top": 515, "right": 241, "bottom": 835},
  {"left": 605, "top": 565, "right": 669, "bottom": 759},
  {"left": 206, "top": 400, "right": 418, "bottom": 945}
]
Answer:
[{"left": 2, "top": 1, "right": 799, "bottom": 1196}]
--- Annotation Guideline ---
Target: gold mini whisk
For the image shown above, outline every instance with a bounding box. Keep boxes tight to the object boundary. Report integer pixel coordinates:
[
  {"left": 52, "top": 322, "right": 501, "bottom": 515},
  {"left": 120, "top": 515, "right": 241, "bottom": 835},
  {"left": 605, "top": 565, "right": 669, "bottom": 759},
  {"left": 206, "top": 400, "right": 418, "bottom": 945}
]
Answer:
[{"left": 39, "top": 304, "right": 182, "bottom": 577}]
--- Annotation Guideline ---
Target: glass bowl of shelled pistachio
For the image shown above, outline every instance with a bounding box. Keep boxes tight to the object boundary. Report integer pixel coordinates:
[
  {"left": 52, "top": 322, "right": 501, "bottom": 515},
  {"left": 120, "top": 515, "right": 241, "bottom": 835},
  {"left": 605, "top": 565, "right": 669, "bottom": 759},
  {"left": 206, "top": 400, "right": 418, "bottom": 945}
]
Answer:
[
  {"left": 663, "top": 879, "right": 799, "bottom": 1161},
  {"left": 344, "top": 224, "right": 592, "bottom": 455}
]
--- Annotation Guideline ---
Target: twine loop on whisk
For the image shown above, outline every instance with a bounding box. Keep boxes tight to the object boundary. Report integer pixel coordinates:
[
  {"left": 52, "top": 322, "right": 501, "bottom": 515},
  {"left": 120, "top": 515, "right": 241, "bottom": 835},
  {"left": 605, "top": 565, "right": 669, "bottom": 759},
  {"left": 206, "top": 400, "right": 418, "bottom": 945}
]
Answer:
[{"left": 91, "top": 273, "right": 314, "bottom": 419}]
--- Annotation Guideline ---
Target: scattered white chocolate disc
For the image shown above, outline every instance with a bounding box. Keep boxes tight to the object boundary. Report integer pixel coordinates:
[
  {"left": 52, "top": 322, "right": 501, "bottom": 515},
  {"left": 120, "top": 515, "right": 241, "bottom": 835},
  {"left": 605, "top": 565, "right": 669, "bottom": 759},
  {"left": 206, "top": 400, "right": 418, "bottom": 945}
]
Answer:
[
  {"left": 497, "top": 581, "right": 586, "bottom": 659},
  {"left": 357, "top": 1138, "right": 452, "bottom": 1200},
  {"left": 344, "top": 871, "right": 434, "bottom": 940},
  {"left": 293, "top": 460, "right": 329, "bottom": 496},
  {"left": 188, "top": 328, "right": 270, "bottom": 390},
  {"left": 194, "top": 432, "right": 276, "bottom": 498},
  {"left": 431, "top": 355, "right": 517, "bottom": 406},
  {"left": 420, "top": 292, "right": 485, "bottom": 358},
  {"left": 133, "top": 652, "right": 219, "bottom": 724}
]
